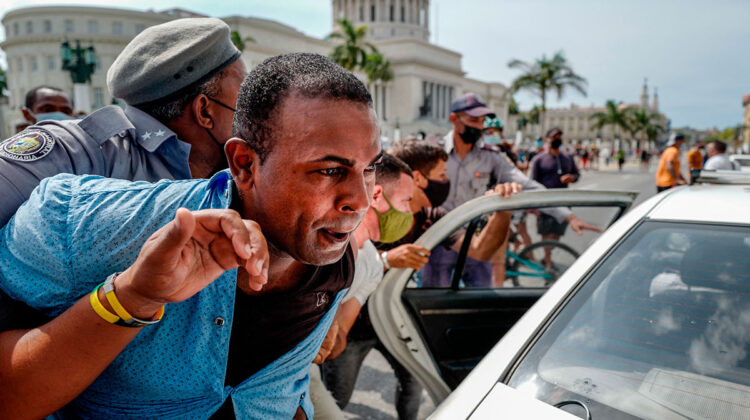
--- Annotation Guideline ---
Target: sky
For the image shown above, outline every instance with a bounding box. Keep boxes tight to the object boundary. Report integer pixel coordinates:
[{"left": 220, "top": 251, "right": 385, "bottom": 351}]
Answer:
[{"left": 1, "top": 0, "right": 748, "bottom": 129}]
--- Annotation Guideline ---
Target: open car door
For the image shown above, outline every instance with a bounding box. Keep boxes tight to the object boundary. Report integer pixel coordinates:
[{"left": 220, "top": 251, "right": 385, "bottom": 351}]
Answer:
[{"left": 368, "top": 190, "right": 637, "bottom": 404}]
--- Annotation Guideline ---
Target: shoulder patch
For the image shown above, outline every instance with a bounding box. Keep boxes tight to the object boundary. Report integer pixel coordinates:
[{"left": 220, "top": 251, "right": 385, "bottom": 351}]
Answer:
[{"left": 0, "top": 130, "right": 56, "bottom": 162}]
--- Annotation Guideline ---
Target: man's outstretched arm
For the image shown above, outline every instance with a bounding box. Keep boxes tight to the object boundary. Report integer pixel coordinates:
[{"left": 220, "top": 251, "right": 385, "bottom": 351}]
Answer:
[{"left": 0, "top": 208, "right": 268, "bottom": 419}]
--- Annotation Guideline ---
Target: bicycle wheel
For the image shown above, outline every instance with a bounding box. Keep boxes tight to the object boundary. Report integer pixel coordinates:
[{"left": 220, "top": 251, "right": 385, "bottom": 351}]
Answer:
[{"left": 509, "top": 240, "right": 579, "bottom": 287}]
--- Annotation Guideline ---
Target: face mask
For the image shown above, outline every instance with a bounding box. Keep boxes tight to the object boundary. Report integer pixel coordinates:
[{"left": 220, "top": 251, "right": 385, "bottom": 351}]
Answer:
[
  {"left": 551, "top": 138, "right": 562, "bottom": 149},
  {"left": 484, "top": 134, "right": 501, "bottom": 146},
  {"left": 422, "top": 176, "right": 450, "bottom": 207},
  {"left": 373, "top": 191, "right": 414, "bottom": 243},
  {"left": 204, "top": 127, "right": 229, "bottom": 173},
  {"left": 459, "top": 124, "right": 483, "bottom": 144},
  {"left": 34, "top": 111, "right": 73, "bottom": 122}
]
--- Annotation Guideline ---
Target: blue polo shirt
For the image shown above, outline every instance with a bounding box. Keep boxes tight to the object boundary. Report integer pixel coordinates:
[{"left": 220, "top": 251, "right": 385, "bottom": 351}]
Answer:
[{"left": 0, "top": 170, "right": 344, "bottom": 419}]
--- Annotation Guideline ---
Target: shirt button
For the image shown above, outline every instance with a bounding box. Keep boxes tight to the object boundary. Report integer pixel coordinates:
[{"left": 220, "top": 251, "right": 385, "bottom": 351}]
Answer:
[{"left": 214, "top": 317, "right": 225, "bottom": 326}]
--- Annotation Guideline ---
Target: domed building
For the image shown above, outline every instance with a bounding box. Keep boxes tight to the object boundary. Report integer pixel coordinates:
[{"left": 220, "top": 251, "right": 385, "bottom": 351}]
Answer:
[{"left": 0, "top": 2, "right": 510, "bottom": 142}]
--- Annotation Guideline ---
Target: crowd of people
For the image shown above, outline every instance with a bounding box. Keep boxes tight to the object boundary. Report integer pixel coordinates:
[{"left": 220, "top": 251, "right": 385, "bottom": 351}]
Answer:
[{"left": 0, "top": 17, "right": 609, "bottom": 420}]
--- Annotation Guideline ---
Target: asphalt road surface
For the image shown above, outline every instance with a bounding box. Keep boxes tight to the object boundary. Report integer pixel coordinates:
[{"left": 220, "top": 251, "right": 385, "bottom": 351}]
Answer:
[{"left": 342, "top": 160, "right": 658, "bottom": 420}]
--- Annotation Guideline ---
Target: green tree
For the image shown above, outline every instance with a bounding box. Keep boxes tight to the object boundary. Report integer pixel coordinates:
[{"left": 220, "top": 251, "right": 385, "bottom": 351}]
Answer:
[
  {"left": 363, "top": 50, "right": 393, "bottom": 84},
  {"left": 328, "top": 19, "right": 393, "bottom": 85},
  {"left": 508, "top": 51, "right": 587, "bottom": 134},
  {"left": 589, "top": 100, "right": 631, "bottom": 141},
  {"left": 0, "top": 67, "right": 7, "bottom": 97},
  {"left": 230, "top": 30, "right": 255, "bottom": 52},
  {"left": 508, "top": 97, "right": 520, "bottom": 115},
  {"left": 328, "top": 18, "right": 376, "bottom": 71},
  {"left": 628, "top": 108, "right": 664, "bottom": 148}
]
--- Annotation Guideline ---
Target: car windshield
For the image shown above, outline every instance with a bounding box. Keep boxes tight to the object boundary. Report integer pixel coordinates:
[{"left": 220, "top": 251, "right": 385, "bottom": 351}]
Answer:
[{"left": 507, "top": 221, "right": 750, "bottom": 419}]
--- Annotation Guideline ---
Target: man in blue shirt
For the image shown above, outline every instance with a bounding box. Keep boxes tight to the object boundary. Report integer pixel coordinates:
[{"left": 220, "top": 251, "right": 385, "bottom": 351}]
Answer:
[{"left": 0, "top": 53, "right": 381, "bottom": 419}]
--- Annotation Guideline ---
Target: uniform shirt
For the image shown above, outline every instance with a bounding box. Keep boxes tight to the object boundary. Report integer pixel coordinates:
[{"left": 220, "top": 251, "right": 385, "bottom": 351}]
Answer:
[
  {"left": 656, "top": 146, "right": 681, "bottom": 187},
  {"left": 442, "top": 131, "right": 571, "bottom": 222},
  {"left": 0, "top": 104, "right": 192, "bottom": 226},
  {"left": 0, "top": 170, "right": 346, "bottom": 419},
  {"left": 530, "top": 151, "right": 580, "bottom": 189}
]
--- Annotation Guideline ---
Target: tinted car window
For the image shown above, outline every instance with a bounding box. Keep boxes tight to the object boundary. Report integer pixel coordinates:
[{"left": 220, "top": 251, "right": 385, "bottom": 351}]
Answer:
[{"left": 508, "top": 221, "right": 750, "bottom": 419}]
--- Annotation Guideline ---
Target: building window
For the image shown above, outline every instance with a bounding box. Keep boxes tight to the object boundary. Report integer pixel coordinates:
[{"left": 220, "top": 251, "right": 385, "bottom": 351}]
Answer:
[
  {"left": 401, "top": 6, "right": 405, "bottom": 22},
  {"left": 13, "top": 22, "right": 19, "bottom": 36},
  {"left": 93, "top": 87, "right": 104, "bottom": 109},
  {"left": 30, "top": 57, "right": 38, "bottom": 72},
  {"left": 26, "top": 21, "right": 33, "bottom": 34},
  {"left": 112, "top": 21, "right": 122, "bottom": 35},
  {"left": 65, "top": 20, "right": 74, "bottom": 33},
  {"left": 371, "top": 5, "right": 376, "bottom": 22},
  {"left": 44, "top": 20, "right": 52, "bottom": 33},
  {"left": 47, "top": 56, "right": 56, "bottom": 71},
  {"left": 390, "top": 5, "right": 394, "bottom": 21},
  {"left": 359, "top": 6, "right": 364, "bottom": 21},
  {"left": 135, "top": 24, "right": 145, "bottom": 34},
  {"left": 88, "top": 20, "right": 98, "bottom": 34},
  {"left": 17, "top": 58, "right": 24, "bottom": 72}
]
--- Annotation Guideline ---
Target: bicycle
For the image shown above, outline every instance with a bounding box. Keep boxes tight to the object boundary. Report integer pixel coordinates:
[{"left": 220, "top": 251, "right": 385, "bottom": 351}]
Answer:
[{"left": 504, "top": 224, "right": 580, "bottom": 287}]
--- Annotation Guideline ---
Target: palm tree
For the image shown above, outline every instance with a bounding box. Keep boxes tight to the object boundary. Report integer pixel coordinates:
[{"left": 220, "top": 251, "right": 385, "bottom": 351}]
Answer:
[
  {"left": 589, "top": 100, "right": 631, "bottom": 142},
  {"left": 230, "top": 30, "right": 255, "bottom": 52},
  {"left": 328, "top": 19, "right": 376, "bottom": 71},
  {"left": 628, "top": 108, "right": 664, "bottom": 149},
  {"left": 508, "top": 51, "right": 587, "bottom": 135},
  {"left": 363, "top": 49, "right": 393, "bottom": 84}
]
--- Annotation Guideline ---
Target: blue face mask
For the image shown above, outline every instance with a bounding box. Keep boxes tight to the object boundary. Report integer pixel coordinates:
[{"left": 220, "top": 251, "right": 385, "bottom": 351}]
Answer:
[
  {"left": 34, "top": 111, "right": 73, "bottom": 122},
  {"left": 484, "top": 134, "right": 501, "bottom": 146}
]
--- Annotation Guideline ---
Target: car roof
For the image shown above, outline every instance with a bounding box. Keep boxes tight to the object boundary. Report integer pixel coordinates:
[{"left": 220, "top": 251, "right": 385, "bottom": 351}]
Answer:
[{"left": 646, "top": 184, "right": 750, "bottom": 225}]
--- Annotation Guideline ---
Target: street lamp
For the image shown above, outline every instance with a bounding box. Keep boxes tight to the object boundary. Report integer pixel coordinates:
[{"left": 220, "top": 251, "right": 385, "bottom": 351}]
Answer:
[{"left": 61, "top": 39, "right": 98, "bottom": 113}]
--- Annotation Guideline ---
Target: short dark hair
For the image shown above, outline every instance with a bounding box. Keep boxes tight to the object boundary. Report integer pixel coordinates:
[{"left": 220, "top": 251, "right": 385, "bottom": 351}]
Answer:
[
  {"left": 233, "top": 53, "right": 373, "bottom": 163},
  {"left": 709, "top": 140, "right": 727, "bottom": 154},
  {"left": 391, "top": 139, "right": 448, "bottom": 175},
  {"left": 135, "top": 68, "right": 228, "bottom": 124},
  {"left": 376, "top": 153, "right": 413, "bottom": 187},
  {"left": 25, "top": 85, "right": 65, "bottom": 109}
]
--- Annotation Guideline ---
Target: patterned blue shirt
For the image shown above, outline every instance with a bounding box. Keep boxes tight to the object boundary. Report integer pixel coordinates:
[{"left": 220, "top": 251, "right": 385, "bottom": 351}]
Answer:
[{"left": 0, "top": 170, "right": 344, "bottom": 419}]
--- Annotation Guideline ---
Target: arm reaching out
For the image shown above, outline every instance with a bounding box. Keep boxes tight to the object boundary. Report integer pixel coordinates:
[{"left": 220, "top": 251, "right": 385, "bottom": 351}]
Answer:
[{"left": 0, "top": 208, "right": 268, "bottom": 419}]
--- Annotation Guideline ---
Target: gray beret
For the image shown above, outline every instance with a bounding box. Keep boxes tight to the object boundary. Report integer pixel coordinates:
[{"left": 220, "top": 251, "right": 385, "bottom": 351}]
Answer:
[{"left": 107, "top": 18, "right": 240, "bottom": 105}]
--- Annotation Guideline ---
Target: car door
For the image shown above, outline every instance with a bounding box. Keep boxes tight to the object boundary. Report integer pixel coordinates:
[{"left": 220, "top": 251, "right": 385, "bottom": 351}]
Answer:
[{"left": 368, "top": 190, "right": 637, "bottom": 403}]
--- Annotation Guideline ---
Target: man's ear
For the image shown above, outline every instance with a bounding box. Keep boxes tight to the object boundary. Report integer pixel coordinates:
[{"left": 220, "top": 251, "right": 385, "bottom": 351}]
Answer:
[
  {"left": 21, "top": 107, "right": 36, "bottom": 124},
  {"left": 191, "top": 94, "right": 214, "bottom": 129},
  {"left": 412, "top": 170, "right": 427, "bottom": 189},
  {"left": 372, "top": 184, "right": 384, "bottom": 203},
  {"left": 225, "top": 138, "right": 256, "bottom": 190},
  {"left": 449, "top": 112, "right": 458, "bottom": 125}
]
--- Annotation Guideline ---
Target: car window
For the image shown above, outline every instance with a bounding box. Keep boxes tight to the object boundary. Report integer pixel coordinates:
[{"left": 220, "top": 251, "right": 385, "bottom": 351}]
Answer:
[
  {"left": 406, "top": 205, "right": 623, "bottom": 289},
  {"left": 507, "top": 221, "right": 750, "bottom": 419}
]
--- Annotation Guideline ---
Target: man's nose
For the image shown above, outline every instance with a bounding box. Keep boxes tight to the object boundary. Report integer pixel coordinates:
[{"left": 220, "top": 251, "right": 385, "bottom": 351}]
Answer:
[{"left": 338, "top": 175, "right": 372, "bottom": 215}]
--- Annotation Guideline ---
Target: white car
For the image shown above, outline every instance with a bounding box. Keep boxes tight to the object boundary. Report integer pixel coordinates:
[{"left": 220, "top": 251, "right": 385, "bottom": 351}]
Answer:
[
  {"left": 729, "top": 154, "right": 750, "bottom": 172},
  {"left": 369, "top": 177, "right": 750, "bottom": 419}
]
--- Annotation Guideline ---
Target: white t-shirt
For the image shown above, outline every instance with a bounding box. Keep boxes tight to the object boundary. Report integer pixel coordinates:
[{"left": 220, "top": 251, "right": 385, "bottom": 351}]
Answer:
[
  {"left": 344, "top": 239, "right": 384, "bottom": 305},
  {"left": 704, "top": 154, "right": 740, "bottom": 171}
]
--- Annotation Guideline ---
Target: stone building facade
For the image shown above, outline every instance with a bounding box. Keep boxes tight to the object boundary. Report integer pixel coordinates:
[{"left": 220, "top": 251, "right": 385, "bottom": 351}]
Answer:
[{"left": 0, "top": 2, "right": 510, "bottom": 142}]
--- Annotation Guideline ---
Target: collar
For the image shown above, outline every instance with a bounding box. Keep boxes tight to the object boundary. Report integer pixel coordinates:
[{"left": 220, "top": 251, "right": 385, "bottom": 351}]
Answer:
[
  {"left": 208, "top": 169, "right": 234, "bottom": 207},
  {"left": 124, "top": 106, "right": 180, "bottom": 152}
]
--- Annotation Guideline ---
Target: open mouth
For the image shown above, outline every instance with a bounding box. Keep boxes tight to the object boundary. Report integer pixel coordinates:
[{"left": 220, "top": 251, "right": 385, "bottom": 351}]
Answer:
[{"left": 321, "top": 229, "right": 349, "bottom": 242}]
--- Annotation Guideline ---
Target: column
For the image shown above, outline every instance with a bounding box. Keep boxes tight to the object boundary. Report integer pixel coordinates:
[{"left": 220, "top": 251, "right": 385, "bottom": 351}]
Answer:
[
  {"left": 423, "top": 0, "right": 429, "bottom": 28},
  {"left": 405, "top": 0, "right": 411, "bottom": 24}
]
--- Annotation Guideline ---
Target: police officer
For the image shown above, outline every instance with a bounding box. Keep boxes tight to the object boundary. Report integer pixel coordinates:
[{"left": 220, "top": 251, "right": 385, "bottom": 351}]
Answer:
[
  {"left": 0, "top": 17, "right": 247, "bottom": 227},
  {"left": 437, "top": 93, "right": 600, "bottom": 287}
]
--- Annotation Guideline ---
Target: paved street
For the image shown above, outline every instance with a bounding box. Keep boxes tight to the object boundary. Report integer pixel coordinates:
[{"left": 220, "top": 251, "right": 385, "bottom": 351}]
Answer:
[{"left": 344, "top": 159, "right": 658, "bottom": 420}]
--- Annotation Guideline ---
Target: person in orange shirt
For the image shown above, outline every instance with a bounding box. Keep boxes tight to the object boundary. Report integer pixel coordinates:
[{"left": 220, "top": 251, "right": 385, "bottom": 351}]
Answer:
[
  {"left": 656, "top": 133, "right": 687, "bottom": 193},
  {"left": 686, "top": 140, "right": 705, "bottom": 181}
]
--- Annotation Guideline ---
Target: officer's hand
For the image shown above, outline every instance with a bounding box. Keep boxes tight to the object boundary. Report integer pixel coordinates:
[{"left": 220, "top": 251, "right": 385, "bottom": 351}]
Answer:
[
  {"left": 560, "top": 174, "right": 576, "bottom": 184},
  {"left": 566, "top": 214, "right": 603, "bottom": 236},
  {"left": 386, "top": 244, "right": 430, "bottom": 270},
  {"left": 486, "top": 182, "right": 523, "bottom": 198},
  {"left": 313, "top": 320, "right": 340, "bottom": 364},
  {"left": 114, "top": 208, "right": 269, "bottom": 318}
]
